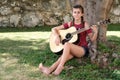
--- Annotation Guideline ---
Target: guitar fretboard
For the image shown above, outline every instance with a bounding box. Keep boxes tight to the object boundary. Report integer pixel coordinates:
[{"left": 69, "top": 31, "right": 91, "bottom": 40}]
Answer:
[
  {"left": 71, "top": 27, "right": 90, "bottom": 35},
  {"left": 70, "top": 19, "right": 110, "bottom": 36}
]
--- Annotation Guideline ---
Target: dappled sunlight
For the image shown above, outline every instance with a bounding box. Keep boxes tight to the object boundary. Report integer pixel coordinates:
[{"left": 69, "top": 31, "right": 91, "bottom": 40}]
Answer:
[
  {"left": 18, "top": 45, "right": 40, "bottom": 50},
  {"left": 0, "top": 53, "right": 13, "bottom": 62},
  {"left": 0, "top": 53, "right": 18, "bottom": 67},
  {"left": 113, "top": 70, "right": 120, "bottom": 75},
  {"left": 0, "top": 37, "right": 48, "bottom": 51},
  {"left": 1, "top": 53, "right": 12, "bottom": 58},
  {"left": 112, "top": 70, "right": 120, "bottom": 79},
  {"left": 0, "top": 56, "right": 62, "bottom": 80},
  {"left": 107, "top": 31, "right": 120, "bottom": 37},
  {"left": 2, "top": 58, "right": 18, "bottom": 67},
  {"left": 0, "top": 32, "right": 51, "bottom": 41},
  {"left": 107, "top": 35, "right": 120, "bottom": 54}
]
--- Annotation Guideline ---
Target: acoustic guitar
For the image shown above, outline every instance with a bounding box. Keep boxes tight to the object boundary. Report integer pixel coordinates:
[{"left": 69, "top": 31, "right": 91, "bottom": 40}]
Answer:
[{"left": 49, "top": 19, "right": 110, "bottom": 54}]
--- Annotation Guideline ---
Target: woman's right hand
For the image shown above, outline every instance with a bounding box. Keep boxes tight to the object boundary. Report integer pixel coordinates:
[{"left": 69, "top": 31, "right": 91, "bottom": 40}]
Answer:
[
  {"left": 52, "top": 25, "right": 64, "bottom": 46},
  {"left": 55, "top": 35, "right": 60, "bottom": 46}
]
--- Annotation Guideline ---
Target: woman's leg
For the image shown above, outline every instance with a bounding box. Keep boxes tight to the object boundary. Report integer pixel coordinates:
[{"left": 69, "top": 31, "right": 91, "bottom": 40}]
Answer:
[
  {"left": 53, "top": 42, "right": 85, "bottom": 75},
  {"left": 39, "top": 53, "right": 73, "bottom": 75},
  {"left": 49, "top": 54, "right": 73, "bottom": 74},
  {"left": 39, "top": 56, "right": 61, "bottom": 75}
]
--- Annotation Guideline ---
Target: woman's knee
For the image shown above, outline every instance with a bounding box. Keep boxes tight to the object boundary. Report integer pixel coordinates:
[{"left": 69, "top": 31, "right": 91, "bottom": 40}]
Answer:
[{"left": 64, "top": 42, "right": 70, "bottom": 48}]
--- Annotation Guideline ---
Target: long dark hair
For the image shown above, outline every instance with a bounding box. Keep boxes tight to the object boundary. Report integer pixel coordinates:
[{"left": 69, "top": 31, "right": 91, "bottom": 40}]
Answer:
[{"left": 72, "top": 5, "right": 84, "bottom": 26}]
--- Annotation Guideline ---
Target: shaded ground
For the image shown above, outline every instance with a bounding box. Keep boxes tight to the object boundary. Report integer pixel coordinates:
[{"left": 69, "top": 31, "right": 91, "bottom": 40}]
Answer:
[{"left": 0, "top": 25, "right": 120, "bottom": 80}]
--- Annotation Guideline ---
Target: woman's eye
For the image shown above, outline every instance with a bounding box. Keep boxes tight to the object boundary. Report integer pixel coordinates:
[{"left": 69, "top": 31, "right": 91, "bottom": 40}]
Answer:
[
  {"left": 74, "top": 12, "right": 76, "bottom": 13},
  {"left": 74, "top": 11, "right": 80, "bottom": 14},
  {"left": 78, "top": 12, "right": 80, "bottom": 14}
]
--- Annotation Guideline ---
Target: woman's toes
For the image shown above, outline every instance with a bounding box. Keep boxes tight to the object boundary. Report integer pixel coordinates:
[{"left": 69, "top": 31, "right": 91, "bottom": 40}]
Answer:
[
  {"left": 52, "top": 66, "right": 64, "bottom": 76},
  {"left": 38, "top": 63, "right": 51, "bottom": 75},
  {"left": 39, "top": 63, "right": 43, "bottom": 69}
]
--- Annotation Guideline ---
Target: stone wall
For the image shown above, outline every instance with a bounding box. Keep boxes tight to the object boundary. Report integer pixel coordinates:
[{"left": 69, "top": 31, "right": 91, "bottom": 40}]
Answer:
[
  {"left": 0, "top": 0, "right": 119, "bottom": 27},
  {"left": 0, "top": 0, "right": 72, "bottom": 27},
  {"left": 110, "top": 0, "right": 120, "bottom": 23}
]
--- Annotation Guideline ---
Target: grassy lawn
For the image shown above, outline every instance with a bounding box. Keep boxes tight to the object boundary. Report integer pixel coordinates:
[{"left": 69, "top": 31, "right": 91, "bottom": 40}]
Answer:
[{"left": 0, "top": 24, "right": 120, "bottom": 80}]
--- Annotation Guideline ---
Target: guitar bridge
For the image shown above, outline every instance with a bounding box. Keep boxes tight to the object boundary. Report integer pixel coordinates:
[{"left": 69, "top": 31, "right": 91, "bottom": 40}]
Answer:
[
  {"left": 62, "top": 39, "right": 69, "bottom": 45},
  {"left": 61, "top": 33, "right": 73, "bottom": 45}
]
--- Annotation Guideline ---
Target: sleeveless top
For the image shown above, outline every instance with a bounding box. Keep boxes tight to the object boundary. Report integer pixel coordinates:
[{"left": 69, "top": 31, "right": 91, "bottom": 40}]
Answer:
[{"left": 63, "top": 22, "right": 92, "bottom": 48}]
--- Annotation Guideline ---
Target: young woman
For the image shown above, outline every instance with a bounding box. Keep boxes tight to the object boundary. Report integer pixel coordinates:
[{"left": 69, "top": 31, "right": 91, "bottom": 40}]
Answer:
[{"left": 39, "top": 4, "right": 98, "bottom": 76}]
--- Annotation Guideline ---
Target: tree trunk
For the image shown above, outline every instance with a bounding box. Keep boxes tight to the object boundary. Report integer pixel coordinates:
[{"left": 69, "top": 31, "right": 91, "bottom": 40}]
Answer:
[
  {"left": 70, "top": 0, "right": 114, "bottom": 66},
  {"left": 66, "top": 0, "right": 72, "bottom": 13}
]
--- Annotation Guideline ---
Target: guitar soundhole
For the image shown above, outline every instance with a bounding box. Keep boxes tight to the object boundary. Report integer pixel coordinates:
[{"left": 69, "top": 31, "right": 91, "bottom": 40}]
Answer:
[
  {"left": 62, "top": 33, "right": 72, "bottom": 45},
  {"left": 66, "top": 33, "right": 72, "bottom": 39}
]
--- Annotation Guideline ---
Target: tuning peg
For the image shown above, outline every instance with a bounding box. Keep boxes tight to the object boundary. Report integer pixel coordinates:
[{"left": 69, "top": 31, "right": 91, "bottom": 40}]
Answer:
[
  {"left": 97, "top": 19, "right": 111, "bottom": 25},
  {"left": 107, "top": 19, "right": 111, "bottom": 23},
  {"left": 105, "top": 19, "right": 111, "bottom": 24},
  {"left": 97, "top": 20, "right": 103, "bottom": 25}
]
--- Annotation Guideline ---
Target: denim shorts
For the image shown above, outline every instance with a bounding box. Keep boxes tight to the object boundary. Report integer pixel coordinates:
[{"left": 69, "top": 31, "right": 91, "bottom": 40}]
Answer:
[
  {"left": 82, "top": 46, "right": 89, "bottom": 57},
  {"left": 55, "top": 46, "right": 89, "bottom": 57}
]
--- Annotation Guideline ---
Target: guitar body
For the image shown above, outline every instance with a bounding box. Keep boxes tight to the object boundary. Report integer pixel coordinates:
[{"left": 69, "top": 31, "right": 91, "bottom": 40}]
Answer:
[{"left": 49, "top": 27, "right": 78, "bottom": 54}]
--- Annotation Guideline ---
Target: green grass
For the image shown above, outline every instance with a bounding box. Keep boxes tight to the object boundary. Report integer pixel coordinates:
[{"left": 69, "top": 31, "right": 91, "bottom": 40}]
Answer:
[
  {"left": 0, "top": 24, "right": 120, "bottom": 80},
  {"left": 0, "top": 26, "right": 53, "bottom": 32},
  {"left": 107, "top": 23, "right": 120, "bottom": 31}
]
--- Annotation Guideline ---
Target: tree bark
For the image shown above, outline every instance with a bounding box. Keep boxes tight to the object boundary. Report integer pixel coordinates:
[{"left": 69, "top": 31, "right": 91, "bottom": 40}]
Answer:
[{"left": 66, "top": 0, "right": 72, "bottom": 13}]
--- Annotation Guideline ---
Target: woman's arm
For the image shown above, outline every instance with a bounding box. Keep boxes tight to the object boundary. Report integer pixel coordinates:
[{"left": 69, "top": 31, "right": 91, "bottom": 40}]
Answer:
[
  {"left": 51, "top": 25, "right": 64, "bottom": 37},
  {"left": 51, "top": 21, "right": 71, "bottom": 36},
  {"left": 88, "top": 25, "right": 98, "bottom": 42},
  {"left": 51, "top": 25, "right": 64, "bottom": 45},
  {"left": 85, "top": 22, "right": 98, "bottom": 42}
]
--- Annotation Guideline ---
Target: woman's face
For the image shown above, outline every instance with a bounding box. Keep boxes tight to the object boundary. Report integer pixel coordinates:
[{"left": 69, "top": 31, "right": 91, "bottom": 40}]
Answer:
[{"left": 72, "top": 8, "right": 83, "bottom": 20}]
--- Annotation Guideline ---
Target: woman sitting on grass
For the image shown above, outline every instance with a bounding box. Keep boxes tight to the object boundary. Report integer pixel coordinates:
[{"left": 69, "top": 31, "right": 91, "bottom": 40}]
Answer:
[{"left": 39, "top": 4, "right": 98, "bottom": 76}]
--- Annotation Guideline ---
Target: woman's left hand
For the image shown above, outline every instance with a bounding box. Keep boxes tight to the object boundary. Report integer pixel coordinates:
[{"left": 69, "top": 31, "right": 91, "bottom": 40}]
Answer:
[{"left": 91, "top": 25, "right": 98, "bottom": 34}]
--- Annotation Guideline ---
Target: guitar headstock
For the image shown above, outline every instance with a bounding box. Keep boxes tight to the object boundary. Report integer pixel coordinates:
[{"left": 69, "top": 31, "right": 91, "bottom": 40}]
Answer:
[{"left": 97, "top": 19, "right": 111, "bottom": 25}]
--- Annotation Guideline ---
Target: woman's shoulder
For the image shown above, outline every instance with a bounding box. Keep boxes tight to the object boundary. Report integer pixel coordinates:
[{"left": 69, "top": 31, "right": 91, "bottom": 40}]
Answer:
[
  {"left": 68, "top": 21, "right": 73, "bottom": 27},
  {"left": 64, "top": 21, "right": 73, "bottom": 27}
]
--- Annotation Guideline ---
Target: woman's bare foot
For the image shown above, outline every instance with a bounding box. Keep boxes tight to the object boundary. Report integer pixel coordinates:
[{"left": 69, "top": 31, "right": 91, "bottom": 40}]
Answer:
[
  {"left": 52, "top": 65, "right": 64, "bottom": 75},
  {"left": 39, "top": 63, "right": 51, "bottom": 75}
]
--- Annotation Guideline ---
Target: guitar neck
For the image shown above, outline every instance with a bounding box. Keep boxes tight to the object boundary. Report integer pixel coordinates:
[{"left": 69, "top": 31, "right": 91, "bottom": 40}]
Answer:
[
  {"left": 71, "top": 27, "right": 90, "bottom": 35},
  {"left": 71, "top": 19, "right": 110, "bottom": 36}
]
